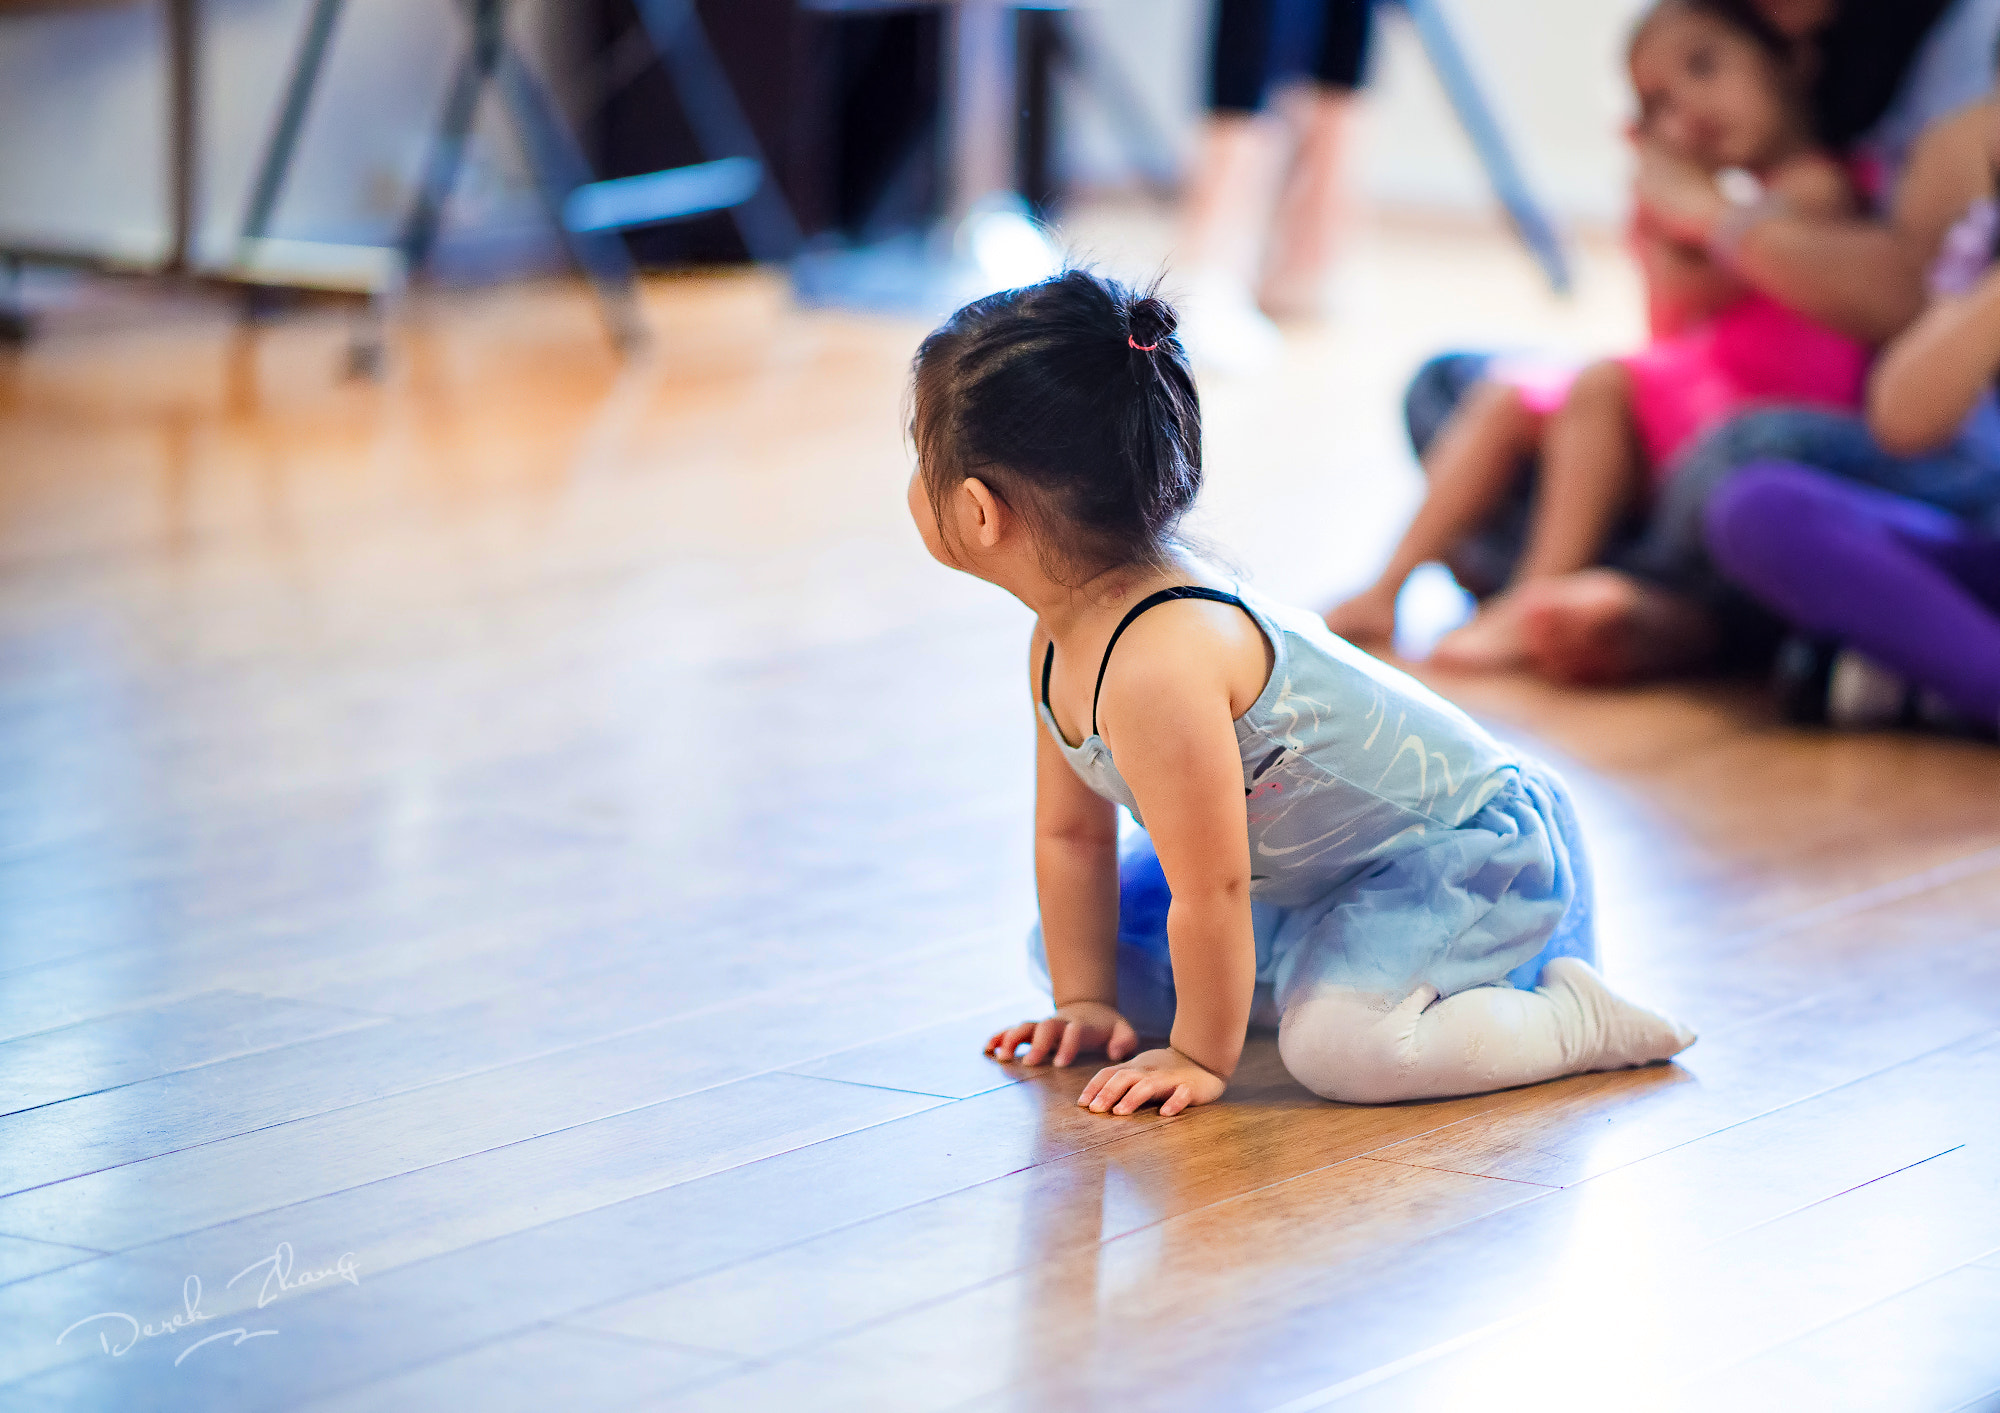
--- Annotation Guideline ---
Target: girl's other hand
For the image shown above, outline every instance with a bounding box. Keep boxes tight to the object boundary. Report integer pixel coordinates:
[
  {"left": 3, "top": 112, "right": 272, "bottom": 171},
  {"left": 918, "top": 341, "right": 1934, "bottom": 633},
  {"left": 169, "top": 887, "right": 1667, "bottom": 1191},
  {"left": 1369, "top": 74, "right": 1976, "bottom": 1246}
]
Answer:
[
  {"left": 986, "top": 1000, "right": 1139, "bottom": 1068},
  {"left": 1632, "top": 136, "right": 1727, "bottom": 245},
  {"left": 1078, "top": 1046, "right": 1228, "bottom": 1118}
]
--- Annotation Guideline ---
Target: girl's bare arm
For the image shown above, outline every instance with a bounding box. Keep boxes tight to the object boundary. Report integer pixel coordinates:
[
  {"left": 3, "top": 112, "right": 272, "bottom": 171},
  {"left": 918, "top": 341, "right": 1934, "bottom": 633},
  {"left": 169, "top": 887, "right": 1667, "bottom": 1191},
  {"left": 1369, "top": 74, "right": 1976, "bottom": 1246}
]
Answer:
[
  {"left": 1633, "top": 137, "right": 1911, "bottom": 341},
  {"left": 1076, "top": 607, "right": 1262, "bottom": 1116},
  {"left": 1864, "top": 106, "right": 2000, "bottom": 453},
  {"left": 988, "top": 629, "right": 1136, "bottom": 1068},
  {"left": 1031, "top": 700, "right": 1121, "bottom": 1008},
  {"left": 1637, "top": 152, "right": 1850, "bottom": 337},
  {"left": 1869, "top": 269, "right": 2000, "bottom": 455}
]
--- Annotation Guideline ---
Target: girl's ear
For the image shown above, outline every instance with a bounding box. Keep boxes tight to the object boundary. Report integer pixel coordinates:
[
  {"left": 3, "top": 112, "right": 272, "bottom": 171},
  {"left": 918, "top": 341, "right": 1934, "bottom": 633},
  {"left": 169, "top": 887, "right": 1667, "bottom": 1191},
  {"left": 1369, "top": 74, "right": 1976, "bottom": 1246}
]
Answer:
[{"left": 961, "top": 477, "right": 1006, "bottom": 550}]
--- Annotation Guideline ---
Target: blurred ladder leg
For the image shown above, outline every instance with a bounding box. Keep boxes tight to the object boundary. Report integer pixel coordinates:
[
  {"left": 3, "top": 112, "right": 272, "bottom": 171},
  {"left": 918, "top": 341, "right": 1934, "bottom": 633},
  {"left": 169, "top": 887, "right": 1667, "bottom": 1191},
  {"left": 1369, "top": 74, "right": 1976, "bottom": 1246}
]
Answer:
[
  {"left": 494, "top": 43, "right": 647, "bottom": 349},
  {"left": 0, "top": 254, "right": 28, "bottom": 346},
  {"left": 238, "top": 0, "right": 347, "bottom": 255},
  {"left": 398, "top": 1, "right": 500, "bottom": 277},
  {"left": 627, "top": 0, "right": 803, "bottom": 263},
  {"left": 1391, "top": 0, "right": 1571, "bottom": 295},
  {"left": 1043, "top": 9, "right": 1179, "bottom": 198}
]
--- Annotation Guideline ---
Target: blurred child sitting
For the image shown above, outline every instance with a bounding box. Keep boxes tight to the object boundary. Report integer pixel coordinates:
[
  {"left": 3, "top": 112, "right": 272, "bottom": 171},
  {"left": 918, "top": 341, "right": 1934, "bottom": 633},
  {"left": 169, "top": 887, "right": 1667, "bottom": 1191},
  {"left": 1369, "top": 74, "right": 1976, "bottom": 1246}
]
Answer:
[{"left": 1326, "top": 0, "right": 1869, "bottom": 669}]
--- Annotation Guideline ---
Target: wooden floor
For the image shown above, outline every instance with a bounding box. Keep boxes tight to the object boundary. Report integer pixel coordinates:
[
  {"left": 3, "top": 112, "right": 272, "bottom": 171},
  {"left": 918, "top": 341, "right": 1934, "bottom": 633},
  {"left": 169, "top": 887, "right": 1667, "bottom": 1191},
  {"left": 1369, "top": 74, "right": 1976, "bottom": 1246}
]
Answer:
[{"left": 3, "top": 220, "right": 2000, "bottom": 1412}]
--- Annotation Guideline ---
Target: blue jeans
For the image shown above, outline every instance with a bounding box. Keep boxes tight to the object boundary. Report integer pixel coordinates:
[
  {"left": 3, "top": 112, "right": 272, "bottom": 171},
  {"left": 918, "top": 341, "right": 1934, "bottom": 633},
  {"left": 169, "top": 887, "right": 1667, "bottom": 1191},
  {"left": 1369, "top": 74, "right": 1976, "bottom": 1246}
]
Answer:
[
  {"left": 1642, "top": 404, "right": 2000, "bottom": 592},
  {"left": 1403, "top": 352, "right": 2000, "bottom": 661}
]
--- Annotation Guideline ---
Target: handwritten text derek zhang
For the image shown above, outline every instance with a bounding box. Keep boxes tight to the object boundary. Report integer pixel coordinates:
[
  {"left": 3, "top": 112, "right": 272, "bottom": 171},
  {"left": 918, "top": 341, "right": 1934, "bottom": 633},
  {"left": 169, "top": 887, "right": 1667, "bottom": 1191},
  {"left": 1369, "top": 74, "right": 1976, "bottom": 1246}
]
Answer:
[{"left": 56, "top": 1242, "right": 361, "bottom": 1370}]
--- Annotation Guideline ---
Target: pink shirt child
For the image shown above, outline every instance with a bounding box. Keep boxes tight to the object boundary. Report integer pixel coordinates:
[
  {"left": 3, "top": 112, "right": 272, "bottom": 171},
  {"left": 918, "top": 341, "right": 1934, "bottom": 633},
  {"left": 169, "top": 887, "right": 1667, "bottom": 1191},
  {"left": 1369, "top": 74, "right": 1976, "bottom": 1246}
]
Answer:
[{"left": 1508, "top": 273, "right": 1869, "bottom": 490}]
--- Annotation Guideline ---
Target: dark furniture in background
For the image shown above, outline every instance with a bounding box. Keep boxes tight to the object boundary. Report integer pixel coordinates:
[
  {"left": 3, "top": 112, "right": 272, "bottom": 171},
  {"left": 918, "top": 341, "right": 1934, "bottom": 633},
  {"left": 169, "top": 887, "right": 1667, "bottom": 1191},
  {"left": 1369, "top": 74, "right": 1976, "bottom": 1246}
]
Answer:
[{"left": 581, "top": 0, "right": 1080, "bottom": 267}]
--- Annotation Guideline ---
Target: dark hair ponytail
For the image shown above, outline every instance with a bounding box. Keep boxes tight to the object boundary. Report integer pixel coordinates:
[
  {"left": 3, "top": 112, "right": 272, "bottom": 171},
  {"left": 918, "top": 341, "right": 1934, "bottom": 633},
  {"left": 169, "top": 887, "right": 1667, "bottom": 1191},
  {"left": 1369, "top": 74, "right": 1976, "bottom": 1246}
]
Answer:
[{"left": 911, "top": 269, "right": 1202, "bottom": 582}]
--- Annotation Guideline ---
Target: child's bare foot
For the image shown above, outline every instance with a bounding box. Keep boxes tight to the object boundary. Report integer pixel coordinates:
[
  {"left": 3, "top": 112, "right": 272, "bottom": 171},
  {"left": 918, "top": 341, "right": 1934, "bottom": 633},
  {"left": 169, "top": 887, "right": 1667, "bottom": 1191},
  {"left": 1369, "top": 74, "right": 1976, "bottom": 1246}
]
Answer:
[
  {"left": 1324, "top": 585, "right": 1398, "bottom": 647},
  {"left": 1515, "top": 570, "right": 1716, "bottom": 685},
  {"left": 1430, "top": 595, "right": 1532, "bottom": 671}
]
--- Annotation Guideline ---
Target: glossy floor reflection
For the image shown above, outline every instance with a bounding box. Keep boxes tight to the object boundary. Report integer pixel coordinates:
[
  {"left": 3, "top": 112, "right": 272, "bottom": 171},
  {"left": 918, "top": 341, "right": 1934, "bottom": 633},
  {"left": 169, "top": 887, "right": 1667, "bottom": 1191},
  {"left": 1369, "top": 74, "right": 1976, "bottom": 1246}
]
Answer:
[{"left": 2, "top": 226, "right": 1998, "bottom": 1412}]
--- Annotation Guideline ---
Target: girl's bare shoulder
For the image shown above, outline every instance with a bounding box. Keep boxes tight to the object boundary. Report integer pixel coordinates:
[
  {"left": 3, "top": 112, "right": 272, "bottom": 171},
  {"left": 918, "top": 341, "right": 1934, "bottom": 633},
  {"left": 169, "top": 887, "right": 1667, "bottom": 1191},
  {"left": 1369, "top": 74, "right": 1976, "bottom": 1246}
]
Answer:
[{"left": 1097, "top": 594, "right": 1272, "bottom": 729}]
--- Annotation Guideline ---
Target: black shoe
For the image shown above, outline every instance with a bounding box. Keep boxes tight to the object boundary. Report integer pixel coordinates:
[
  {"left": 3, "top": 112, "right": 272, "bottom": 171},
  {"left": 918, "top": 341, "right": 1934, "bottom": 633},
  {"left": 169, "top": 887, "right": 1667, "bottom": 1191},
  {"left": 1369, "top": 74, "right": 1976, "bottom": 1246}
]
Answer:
[
  {"left": 1770, "top": 636, "right": 1836, "bottom": 725},
  {"left": 1772, "top": 636, "right": 1998, "bottom": 741}
]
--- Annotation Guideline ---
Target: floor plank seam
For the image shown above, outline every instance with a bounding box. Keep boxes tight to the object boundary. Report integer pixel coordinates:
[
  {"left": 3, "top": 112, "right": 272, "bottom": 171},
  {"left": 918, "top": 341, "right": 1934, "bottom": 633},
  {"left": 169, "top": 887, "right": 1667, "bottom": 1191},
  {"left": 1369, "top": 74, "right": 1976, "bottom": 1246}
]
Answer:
[
  {"left": 0, "top": 985, "right": 270, "bottom": 1047},
  {"left": 1352, "top": 1156, "right": 1565, "bottom": 1189},
  {"left": 533, "top": 1094, "right": 1171, "bottom": 1322},
  {"left": 0, "top": 1231, "right": 108, "bottom": 1255},
  {"left": 1, "top": 900, "right": 1018, "bottom": 1052},
  {"left": 712, "top": 1152, "right": 1559, "bottom": 1388},
  {"left": 1685, "top": 844, "right": 2000, "bottom": 954},
  {"left": 1712, "top": 1143, "right": 1968, "bottom": 1246},
  {"left": 1258, "top": 1305, "right": 1549, "bottom": 1413},
  {"left": 423, "top": 1091, "right": 1551, "bottom": 1369},
  {"left": 0, "top": 1020, "right": 393, "bottom": 1122},
  {"left": 277, "top": 1317, "right": 753, "bottom": 1408},
  {"left": 765, "top": 996, "right": 1043, "bottom": 1077},
  {"left": 775, "top": 1070, "right": 1013, "bottom": 1101},
  {"left": 545, "top": 1322, "right": 744, "bottom": 1361},
  {"left": 0, "top": 964, "right": 1032, "bottom": 1201},
  {"left": 0, "top": 981, "right": 244, "bottom": 1048},
  {"left": 0, "top": 942, "right": 134, "bottom": 984},
  {"left": 70, "top": 1083, "right": 959, "bottom": 1265},
  {"left": 2, "top": 1050, "right": 952, "bottom": 1210},
  {"left": 1541, "top": 1029, "right": 2000, "bottom": 1196},
  {"left": 1670, "top": 1240, "right": 2000, "bottom": 1397},
  {"left": 1650, "top": 925, "right": 2000, "bottom": 1045},
  {"left": 77, "top": 1090, "right": 1164, "bottom": 1404},
  {"left": 1328, "top": 1079, "right": 1622, "bottom": 1171},
  {"left": 1257, "top": 1141, "right": 1986, "bottom": 1410}
]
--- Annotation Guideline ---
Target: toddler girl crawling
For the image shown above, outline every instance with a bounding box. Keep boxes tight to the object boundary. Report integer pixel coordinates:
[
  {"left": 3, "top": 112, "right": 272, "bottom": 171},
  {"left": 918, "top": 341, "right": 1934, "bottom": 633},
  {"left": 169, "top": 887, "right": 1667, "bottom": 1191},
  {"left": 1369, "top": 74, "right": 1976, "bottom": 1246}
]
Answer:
[{"left": 907, "top": 269, "right": 1693, "bottom": 1113}]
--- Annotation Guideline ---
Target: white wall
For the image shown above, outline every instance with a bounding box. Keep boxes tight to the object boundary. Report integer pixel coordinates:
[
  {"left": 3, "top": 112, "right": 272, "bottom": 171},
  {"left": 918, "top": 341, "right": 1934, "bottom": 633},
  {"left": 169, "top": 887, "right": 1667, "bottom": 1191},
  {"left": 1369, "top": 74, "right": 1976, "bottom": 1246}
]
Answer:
[
  {"left": 1060, "top": 0, "right": 1651, "bottom": 227},
  {"left": 0, "top": 0, "right": 554, "bottom": 270},
  {"left": 0, "top": 3, "right": 173, "bottom": 263}
]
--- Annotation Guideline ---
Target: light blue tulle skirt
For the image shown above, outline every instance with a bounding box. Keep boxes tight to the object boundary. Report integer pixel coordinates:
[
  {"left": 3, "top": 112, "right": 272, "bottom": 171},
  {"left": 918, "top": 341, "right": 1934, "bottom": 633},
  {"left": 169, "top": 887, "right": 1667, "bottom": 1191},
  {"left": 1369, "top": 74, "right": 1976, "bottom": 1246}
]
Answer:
[{"left": 1027, "top": 762, "right": 1599, "bottom": 1036}]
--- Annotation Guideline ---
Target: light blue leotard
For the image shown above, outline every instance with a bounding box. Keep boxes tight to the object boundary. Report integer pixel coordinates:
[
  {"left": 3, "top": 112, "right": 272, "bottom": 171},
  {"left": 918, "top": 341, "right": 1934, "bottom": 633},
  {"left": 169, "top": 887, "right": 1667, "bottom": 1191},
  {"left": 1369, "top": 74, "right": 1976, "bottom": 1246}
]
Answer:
[{"left": 1029, "top": 583, "right": 1596, "bottom": 1035}]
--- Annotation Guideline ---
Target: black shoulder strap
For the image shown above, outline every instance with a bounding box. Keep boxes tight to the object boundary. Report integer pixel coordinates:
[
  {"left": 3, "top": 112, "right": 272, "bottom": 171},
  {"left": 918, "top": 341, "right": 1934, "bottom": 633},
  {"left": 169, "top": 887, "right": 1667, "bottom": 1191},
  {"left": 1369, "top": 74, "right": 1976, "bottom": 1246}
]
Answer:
[
  {"left": 1040, "top": 640, "right": 1056, "bottom": 714},
  {"left": 1090, "top": 587, "right": 1251, "bottom": 738}
]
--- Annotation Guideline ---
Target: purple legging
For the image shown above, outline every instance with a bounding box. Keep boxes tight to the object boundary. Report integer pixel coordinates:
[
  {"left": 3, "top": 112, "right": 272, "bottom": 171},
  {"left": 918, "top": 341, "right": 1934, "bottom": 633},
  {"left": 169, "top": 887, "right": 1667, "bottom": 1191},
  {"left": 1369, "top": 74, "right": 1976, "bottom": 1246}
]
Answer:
[{"left": 1705, "top": 460, "right": 2000, "bottom": 724}]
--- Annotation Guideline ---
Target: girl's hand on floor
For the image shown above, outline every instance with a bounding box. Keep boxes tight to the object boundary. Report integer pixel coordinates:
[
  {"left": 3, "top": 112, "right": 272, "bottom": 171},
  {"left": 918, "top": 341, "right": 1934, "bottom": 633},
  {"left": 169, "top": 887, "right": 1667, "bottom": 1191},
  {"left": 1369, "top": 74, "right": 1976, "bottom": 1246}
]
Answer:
[
  {"left": 986, "top": 1001, "right": 1139, "bottom": 1068},
  {"left": 1079, "top": 1046, "right": 1227, "bottom": 1118}
]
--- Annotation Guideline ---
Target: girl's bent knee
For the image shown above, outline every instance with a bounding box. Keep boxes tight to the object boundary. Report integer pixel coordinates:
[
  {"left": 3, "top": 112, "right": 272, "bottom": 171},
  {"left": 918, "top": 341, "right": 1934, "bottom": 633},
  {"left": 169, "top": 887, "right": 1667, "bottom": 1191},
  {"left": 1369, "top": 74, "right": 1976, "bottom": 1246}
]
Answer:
[
  {"left": 1278, "top": 994, "right": 1416, "bottom": 1105},
  {"left": 1556, "top": 359, "right": 1630, "bottom": 420}
]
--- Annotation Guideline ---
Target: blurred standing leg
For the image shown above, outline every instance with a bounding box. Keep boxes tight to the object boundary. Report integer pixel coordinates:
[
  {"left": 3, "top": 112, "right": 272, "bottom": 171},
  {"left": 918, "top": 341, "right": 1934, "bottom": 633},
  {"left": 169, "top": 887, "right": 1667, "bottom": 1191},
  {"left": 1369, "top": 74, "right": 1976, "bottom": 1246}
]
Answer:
[
  {"left": 1261, "top": 0, "right": 1373, "bottom": 319},
  {"left": 1178, "top": 112, "right": 1287, "bottom": 304},
  {"left": 1175, "top": 0, "right": 1290, "bottom": 373},
  {"left": 1178, "top": 0, "right": 1375, "bottom": 371}
]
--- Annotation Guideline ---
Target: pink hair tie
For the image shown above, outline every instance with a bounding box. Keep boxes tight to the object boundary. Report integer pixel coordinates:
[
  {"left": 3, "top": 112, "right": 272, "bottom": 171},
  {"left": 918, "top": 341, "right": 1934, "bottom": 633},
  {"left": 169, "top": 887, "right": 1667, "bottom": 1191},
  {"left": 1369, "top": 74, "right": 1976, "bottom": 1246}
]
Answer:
[{"left": 1127, "top": 335, "right": 1159, "bottom": 352}]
